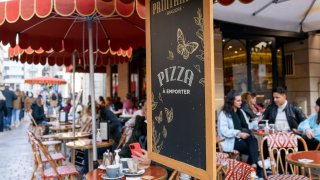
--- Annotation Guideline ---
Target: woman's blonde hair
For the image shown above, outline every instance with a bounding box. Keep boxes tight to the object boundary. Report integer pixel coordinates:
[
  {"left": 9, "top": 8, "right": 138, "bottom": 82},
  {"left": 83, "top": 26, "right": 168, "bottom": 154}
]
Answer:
[
  {"left": 0, "top": 91, "right": 6, "bottom": 100},
  {"left": 242, "top": 92, "right": 254, "bottom": 109}
]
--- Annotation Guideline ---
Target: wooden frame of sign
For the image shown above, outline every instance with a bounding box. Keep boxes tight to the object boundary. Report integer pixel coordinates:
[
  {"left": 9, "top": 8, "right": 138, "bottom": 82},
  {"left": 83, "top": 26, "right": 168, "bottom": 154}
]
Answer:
[{"left": 146, "top": 0, "right": 215, "bottom": 179}]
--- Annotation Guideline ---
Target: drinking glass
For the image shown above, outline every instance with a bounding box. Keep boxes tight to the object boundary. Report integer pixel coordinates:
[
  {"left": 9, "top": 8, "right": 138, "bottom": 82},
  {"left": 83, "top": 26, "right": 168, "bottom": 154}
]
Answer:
[{"left": 127, "top": 158, "right": 138, "bottom": 173}]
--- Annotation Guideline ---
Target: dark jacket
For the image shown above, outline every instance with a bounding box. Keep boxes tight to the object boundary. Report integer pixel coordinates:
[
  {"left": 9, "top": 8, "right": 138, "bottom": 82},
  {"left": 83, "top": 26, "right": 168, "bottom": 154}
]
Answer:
[
  {"left": 263, "top": 103, "right": 306, "bottom": 130},
  {"left": 31, "top": 103, "right": 46, "bottom": 124},
  {"left": 119, "top": 115, "right": 147, "bottom": 158},
  {"left": 2, "top": 87, "right": 17, "bottom": 108},
  {"left": 114, "top": 101, "right": 123, "bottom": 111},
  {"left": 100, "top": 106, "right": 121, "bottom": 145},
  {"left": 241, "top": 101, "right": 257, "bottom": 119}
]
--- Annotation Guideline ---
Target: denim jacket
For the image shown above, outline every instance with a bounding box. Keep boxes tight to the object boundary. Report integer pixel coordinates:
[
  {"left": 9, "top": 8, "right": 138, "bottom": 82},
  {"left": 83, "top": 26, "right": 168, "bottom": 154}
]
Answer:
[
  {"left": 298, "top": 113, "right": 320, "bottom": 141},
  {"left": 218, "top": 109, "right": 258, "bottom": 152}
]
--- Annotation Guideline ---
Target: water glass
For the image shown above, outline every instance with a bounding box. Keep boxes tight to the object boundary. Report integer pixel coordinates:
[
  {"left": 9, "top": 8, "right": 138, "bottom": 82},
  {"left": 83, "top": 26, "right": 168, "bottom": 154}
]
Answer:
[
  {"left": 269, "top": 124, "right": 275, "bottom": 133},
  {"left": 127, "top": 158, "right": 139, "bottom": 173}
]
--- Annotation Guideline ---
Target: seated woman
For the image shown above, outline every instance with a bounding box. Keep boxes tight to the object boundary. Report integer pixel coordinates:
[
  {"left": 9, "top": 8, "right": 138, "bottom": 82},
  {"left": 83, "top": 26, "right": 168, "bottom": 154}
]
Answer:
[
  {"left": 241, "top": 92, "right": 262, "bottom": 121},
  {"left": 31, "top": 97, "right": 49, "bottom": 135},
  {"left": 119, "top": 113, "right": 147, "bottom": 158},
  {"left": 218, "top": 90, "right": 259, "bottom": 168},
  {"left": 298, "top": 97, "right": 320, "bottom": 150},
  {"left": 124, "top": 100, "right": 146, "bottom": 143}
]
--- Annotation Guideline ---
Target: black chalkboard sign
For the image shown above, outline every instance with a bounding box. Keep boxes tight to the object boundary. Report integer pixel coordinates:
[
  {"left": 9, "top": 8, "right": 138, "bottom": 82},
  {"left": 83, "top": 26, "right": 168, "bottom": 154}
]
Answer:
[{"left": 150, "top": 0, "right": 206, "bottom": 170}]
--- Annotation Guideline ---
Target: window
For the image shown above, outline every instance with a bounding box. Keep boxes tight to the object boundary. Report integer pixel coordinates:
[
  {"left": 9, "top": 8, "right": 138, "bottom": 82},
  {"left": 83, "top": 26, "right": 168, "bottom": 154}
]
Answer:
[
  {"left": 223, "top": 38, "right": 277, "bottom": 102},
  {"left": 223, "top": 39, "right": 247, "bottom": 95},
  {"left": 110, "top": 65, "right": 118, "bottom": 98},
  {"left": 250, "top": 40, "right": 273, "bottom": 100},
  {"left": 284, "top": 53, "right": 294, "bottom": 76}
]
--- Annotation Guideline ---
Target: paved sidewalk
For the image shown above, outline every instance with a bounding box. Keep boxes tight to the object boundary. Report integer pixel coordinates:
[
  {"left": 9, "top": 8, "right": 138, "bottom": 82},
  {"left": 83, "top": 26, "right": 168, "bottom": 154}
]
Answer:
[{"left": 0, "top": 120, "right": 34, "bottom": 180}]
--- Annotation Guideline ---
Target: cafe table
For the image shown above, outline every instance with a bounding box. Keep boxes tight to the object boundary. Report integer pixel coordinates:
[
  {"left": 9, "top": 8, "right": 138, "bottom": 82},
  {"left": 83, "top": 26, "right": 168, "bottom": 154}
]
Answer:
[
  {"left": 286, "top": 151, "right": 320, "bottom": 169},
  {"left": 54, "top": 132, "right": 91, "bottom": 156},
  {"left": 86, "top": 166, "right": 167, "bottom": 180},
  {"left": 50, "top": 124, "right": 80, "bottom": 132},
  {"left": 66, "top": 139, "right": 114, "bottom": 171},
  {"left": 46, "top": 114, "right": 57, "bottom": 121}
]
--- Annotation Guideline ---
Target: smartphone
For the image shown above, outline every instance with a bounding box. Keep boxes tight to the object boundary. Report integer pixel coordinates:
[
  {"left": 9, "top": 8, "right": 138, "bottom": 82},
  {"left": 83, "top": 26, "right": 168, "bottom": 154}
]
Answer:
[{"left": 129, "top": 142, "right": 143, "bottom": 157}]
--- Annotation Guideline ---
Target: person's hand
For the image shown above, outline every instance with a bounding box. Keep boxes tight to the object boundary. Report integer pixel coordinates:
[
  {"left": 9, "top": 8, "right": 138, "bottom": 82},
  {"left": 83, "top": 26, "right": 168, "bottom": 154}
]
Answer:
[
  {"left": 239, "top": 132, "right": 250, "bottom": 139},
  {"left": 257, "top": 115, "right": 264, "bottom": 123},
  {"left": 306, "top": 129, "right": 313, "bottom": 139},
  {"left": 132, "top": 149, "right": 151, "bottom": 167}
]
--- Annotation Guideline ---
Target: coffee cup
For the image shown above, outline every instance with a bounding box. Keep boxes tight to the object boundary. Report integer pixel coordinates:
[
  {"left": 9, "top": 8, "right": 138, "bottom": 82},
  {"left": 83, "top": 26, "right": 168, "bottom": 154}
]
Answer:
[
  {"left": 106, "top": 164, "right": 120, "bottom": 178},
  {"left": 180, "top": 172, "right": 191, "bottom": 180}
]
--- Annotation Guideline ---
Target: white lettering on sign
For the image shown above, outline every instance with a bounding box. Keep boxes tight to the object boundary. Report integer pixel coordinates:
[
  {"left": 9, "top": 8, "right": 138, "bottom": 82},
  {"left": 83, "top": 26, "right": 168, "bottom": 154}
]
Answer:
[{"left": 157, "top": 66, "right": 194, "bottom": 87}]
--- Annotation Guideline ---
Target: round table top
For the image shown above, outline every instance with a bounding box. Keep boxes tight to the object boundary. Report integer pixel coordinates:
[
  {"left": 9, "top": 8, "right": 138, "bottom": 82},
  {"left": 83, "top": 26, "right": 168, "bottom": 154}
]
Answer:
[
  {"left": 54, "top": 132, "right": 91, "bottom": 140},
  {"left": 119, "top": 114, "right": 133, "bottom": 119},
  {"left": 41, "top": 134, "right": 56, "bottom": 139},
  {"left": 46, "top": 114, "right": 57, "bottom": 118},
  {"left": 50, "top": 125, "right": 80, "bottom": 131},
  {"left": 286, "top": 151, "right": 320, "bottom": 169},
  {"left": 66, "top": 139, "right": 114, "bottom": 150},
  {"left": 86, "top": 166, "right": 167, "bottom": 180},
  {"left": 252, "top": 130, "right": 272, "bottom": 136},
  {"left": 42, "top": 140, "right": 61, "bottom": 146}
]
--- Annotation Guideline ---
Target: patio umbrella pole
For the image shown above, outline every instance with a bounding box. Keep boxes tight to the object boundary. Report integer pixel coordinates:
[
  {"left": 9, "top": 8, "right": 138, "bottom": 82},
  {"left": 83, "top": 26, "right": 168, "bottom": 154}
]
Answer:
[
  {"left": 72, "top": 52, "right": 76, "bottom": 137},
  {"left": 87, "top": 17, "right": 98, "bottom": 166}
]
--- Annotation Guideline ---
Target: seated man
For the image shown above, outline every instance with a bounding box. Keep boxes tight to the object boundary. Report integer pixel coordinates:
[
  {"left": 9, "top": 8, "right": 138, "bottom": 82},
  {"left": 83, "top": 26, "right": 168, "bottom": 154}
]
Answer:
[
  {"left": 263, "top": 87, "right": 306, "bottom": 132},
  {"left": 259, "top": 87, "right": 307, "bottom": 170},
  {"left": 99, "top": 105, "right": 121, "bottom": 148}
]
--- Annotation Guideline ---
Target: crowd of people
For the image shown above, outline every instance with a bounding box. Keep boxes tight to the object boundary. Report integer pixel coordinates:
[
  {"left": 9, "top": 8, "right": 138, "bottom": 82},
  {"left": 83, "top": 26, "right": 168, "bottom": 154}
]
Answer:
[
  {"left": 0, "top": 84, "right": 64, "bottom": 132},
  {"left": 218, "top": 86, "right": 320, "bottom": 178},
  {"left": 7, "top": 82, "right": 320, "bottom": 178},
  {"left": 0, "top": 84, "right": 151, "bottom": 175}
]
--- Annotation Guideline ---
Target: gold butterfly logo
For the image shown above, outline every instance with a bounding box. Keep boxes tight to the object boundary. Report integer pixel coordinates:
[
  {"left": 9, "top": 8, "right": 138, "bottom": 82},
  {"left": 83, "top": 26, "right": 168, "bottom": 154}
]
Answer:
[
  {"left": 164, "top": 107, "right": 173, "bottom": 123},
  {"left": 152, "top": 92, "right": 158, "bottom": 110},
  {"left": 155, "top": 111, "right": 163, "bottom": 124},
  {"left": 194, "top": 65, "right": 201, "bottom": 73},
  {"left": 177, "top": 28, "right": 199, "bottom": 60},
  {"left": 194, "top": 8, "right": 203, "bottom": 27},
  {"left": 163, "top": 126, "right": 168, "bottom": 139},
  {"left": 167, "top": 50, "right": 174, "bottom": 61},
  {"left": 199, "top": 78, "right": 205, "bottom": 87},
  {"left": 158, "top": 92, "right": 163, "bottom": 103},
  {"left": 196, "top": 50, "right": 204, "bottom": 61},
  {"left": 196, "top": 29, "right": 203, "bottom": 41}
]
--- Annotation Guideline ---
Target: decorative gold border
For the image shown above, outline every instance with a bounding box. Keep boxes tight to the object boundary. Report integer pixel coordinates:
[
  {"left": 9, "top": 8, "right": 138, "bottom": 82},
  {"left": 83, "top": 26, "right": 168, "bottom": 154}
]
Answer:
[
  {"left": 146, "top": 0, "right": 215, "bottom": 179},
  {"left": 9, "top": 44, "right": 132, "bottom": 58}
]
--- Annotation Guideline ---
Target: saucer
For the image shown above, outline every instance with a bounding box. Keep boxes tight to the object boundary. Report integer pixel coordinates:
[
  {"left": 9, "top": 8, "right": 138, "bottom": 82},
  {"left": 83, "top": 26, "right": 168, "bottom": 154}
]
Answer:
[
  {"left": 101, "top": 173, "right": 124, "bottom": 179},
  {"left": 122, "top": 169, "right": 145, "bottom": 177}
]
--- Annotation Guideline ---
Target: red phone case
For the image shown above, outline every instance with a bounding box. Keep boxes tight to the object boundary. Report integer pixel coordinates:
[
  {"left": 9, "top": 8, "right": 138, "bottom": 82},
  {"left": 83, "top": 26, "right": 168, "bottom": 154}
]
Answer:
[{"left": 129, "top": 142, "right": 143, "bottom": 157}]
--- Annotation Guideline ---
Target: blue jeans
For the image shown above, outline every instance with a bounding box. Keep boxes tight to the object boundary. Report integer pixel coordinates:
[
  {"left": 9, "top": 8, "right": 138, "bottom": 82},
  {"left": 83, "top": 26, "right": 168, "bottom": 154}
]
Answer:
[
  {"left": 4, "top": 108, "right": 13, "bottom": 129},
  {"left": 12, "top": 109, "right": 21, "bottom": 124}
]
